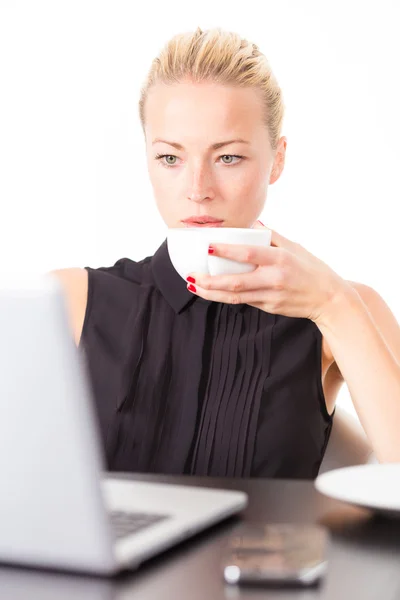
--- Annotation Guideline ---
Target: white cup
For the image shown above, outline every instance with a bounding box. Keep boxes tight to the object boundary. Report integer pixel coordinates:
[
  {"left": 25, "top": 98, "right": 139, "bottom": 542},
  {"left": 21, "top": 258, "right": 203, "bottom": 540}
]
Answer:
[{"left": 167, "top": 227, "right": 272, "bottom": 281}]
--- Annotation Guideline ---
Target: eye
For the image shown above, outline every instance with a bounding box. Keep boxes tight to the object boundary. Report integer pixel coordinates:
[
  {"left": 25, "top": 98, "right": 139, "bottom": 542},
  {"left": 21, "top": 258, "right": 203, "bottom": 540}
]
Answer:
[
  {"left": 220, "top": 154, "right": 244, "bottom": 165},
  {"left": 154, "top": 154, "right": 178, "bottom": 167}
]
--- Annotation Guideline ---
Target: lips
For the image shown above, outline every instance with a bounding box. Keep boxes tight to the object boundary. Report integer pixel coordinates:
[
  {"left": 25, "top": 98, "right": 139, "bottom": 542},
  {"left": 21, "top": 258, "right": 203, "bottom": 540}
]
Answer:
[
  {"left": 181, "top": 217, "right": 224, "bottom": 227},
  {"left": 183, "top": 222, "right": 223, "bottom": 227}
]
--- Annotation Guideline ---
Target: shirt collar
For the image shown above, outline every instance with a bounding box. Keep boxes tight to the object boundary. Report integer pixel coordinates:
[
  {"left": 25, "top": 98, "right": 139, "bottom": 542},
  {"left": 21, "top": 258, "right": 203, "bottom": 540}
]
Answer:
[
  {"left": 152, "top": 239, "right": 200, "bottom": 314},
  {"left": 151, "top": 238, "right": 245, "bottom": 315}
]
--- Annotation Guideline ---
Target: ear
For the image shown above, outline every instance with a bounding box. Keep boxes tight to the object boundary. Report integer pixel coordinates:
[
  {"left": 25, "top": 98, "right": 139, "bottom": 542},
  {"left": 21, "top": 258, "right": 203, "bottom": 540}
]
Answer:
[{"left": 269, "top": 136, "right": 287, "bottom": 185}]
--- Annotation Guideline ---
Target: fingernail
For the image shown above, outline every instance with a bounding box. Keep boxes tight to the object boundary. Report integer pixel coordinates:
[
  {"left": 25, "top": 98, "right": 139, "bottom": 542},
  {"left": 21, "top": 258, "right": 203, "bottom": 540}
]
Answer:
[
  {"left": 187, "top": 284, "right": 197, "bottom": 293},
  {"left": 208, "top": 245, "right": 215, "bottom": 254},
  {"left": 186, "top": 276, "right": 196, "bottom": 284}
]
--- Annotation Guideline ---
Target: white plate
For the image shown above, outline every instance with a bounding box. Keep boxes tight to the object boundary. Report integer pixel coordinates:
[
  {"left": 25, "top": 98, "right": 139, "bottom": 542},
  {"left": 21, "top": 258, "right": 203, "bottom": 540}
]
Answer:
[{"left": 314, "top": 463, "right": 400, "bottom": 518}]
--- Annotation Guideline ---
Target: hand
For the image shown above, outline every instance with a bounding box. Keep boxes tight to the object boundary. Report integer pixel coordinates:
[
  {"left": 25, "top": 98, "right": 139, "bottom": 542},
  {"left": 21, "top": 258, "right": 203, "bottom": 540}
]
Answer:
[{"left": 186, "top": 221, "right": 349, "bottom": 324}]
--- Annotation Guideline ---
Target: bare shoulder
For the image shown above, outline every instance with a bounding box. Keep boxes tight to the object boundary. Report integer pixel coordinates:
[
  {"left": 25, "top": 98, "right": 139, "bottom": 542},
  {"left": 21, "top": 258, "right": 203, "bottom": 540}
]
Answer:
[
  {"left": 323, "top": 280, "right": 400, "bottom": 378},
  {"left": 48, "top": 268, "right": 88, "bottom": 346},
  {"left": 347, "top": 280, "right": 396, "bottom": 317},
  {"left": 347, "top": 280, "right": 400, "bottom": 361}
]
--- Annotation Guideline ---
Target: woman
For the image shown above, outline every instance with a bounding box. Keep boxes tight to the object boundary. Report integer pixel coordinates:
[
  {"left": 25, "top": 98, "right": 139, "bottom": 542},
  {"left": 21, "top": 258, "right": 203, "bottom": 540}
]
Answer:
[{"left": 53, "top": 27, "right": 400, "bottom": 478}]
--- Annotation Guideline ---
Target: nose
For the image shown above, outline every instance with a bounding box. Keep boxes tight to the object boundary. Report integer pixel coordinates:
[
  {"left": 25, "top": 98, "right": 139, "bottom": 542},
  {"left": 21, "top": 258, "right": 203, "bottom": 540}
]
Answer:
[{"left": 187, "top": 163, "right": 215, "bottom": 203}]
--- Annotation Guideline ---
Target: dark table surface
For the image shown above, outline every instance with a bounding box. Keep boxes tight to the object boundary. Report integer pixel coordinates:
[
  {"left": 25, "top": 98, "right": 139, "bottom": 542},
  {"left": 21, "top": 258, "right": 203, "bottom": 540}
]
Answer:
[{"left": 1, "top": 472, "right": 400, "bottom": 599}]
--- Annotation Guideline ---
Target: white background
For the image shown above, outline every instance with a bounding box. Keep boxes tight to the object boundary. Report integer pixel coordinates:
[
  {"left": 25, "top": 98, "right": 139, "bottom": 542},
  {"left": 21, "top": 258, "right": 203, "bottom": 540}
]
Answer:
[{"left": 1, "top": 0, "right": 399, "bottom": 421}]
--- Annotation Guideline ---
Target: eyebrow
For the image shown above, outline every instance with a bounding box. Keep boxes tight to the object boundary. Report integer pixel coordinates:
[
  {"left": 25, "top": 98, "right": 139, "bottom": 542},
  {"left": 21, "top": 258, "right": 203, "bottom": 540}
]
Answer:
[{"left": 152, "top": 138, "right": 250, "bottom": 150}]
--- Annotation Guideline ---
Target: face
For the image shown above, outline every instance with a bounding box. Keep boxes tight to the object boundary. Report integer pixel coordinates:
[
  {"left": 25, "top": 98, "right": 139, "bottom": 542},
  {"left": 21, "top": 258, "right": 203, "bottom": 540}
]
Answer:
[{"left": 144, "top": 80, "right": 287, "bottom": 228}]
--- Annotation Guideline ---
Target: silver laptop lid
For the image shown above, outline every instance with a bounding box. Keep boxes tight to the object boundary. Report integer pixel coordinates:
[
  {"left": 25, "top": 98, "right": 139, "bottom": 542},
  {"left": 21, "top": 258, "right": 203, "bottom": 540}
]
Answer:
[{"left": 0, "top": 273, "right": 115, "bottom": 572}]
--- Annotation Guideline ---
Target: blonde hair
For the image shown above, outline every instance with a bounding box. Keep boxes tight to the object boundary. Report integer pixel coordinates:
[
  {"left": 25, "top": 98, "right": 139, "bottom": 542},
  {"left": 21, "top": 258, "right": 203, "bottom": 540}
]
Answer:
[{"left": 138, "top": 27, "right": 285, "bottom": 152}]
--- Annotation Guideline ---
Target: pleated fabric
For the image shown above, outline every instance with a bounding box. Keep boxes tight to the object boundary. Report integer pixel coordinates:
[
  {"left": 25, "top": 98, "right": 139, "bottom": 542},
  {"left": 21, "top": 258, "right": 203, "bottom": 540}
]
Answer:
[{"left": 80, "top": 239, "right": 335, "bottom": 479}]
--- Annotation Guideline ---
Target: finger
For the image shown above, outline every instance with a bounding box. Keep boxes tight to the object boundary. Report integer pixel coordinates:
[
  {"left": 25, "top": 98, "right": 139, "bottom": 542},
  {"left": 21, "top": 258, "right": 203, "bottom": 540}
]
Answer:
[
  {"left": 252, "top": 220, "right": 298, "bottom": 251},
  {"left": 187, "top": 266, "right": 279, "bottom": 293},
  {"left": 252, "top": 220, "right": 279, "bottom": 247},
  {"left": 207, "top": 242, "right": 278, "bottom": 266},
  {"left": 252, "top": 219, "right": 267, "bottom": 230},
  {"left": 187, "top": 283, "right": 266, "bottom": 306},
  {"left": 269, "top": 230, "right": 299, "bottom": 250}
]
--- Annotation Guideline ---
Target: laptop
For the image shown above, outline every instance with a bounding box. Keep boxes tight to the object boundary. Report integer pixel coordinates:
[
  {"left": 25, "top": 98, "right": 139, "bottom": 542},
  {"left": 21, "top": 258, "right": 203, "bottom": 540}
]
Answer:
[{"left": 0, "top": 272, "right": 247, "bottom": 575}]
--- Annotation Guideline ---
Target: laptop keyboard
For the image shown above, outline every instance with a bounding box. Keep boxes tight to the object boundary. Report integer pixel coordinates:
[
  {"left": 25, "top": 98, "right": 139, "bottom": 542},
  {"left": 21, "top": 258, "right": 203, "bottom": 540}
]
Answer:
[{"left": 109, "top": 510, "right": 169, "bottom": 540}]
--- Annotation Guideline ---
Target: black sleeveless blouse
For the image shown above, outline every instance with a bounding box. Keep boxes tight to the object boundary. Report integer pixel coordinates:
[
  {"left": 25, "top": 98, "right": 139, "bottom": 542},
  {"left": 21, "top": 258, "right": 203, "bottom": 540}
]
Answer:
[{"left": 79, "top": 239, "right": 335, "bottom": 479}]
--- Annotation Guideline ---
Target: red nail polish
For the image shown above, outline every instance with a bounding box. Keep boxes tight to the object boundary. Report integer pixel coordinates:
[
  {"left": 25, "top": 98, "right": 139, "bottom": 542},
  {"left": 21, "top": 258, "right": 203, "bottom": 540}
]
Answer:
[
  {"left": 208, "top": 245, "right": 215, "bottom": 254},
  {"left": 187, "top": 284, "right": 196, "bottom": 293},
  {"left": 186, "top": 276, "right": 196, "bottom": 284}
]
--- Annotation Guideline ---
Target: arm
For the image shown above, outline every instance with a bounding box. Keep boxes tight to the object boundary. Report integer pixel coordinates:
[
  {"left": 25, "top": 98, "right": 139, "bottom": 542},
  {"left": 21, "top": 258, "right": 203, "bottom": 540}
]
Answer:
[
  {"left": 316, "top": 282, "right": 400, "bottom": 463},
  {"left": 185, "top": 223, "right": 400, "bottom": 463},
  {"left": 49, "top": 268, "right": 88, "bottom": 346}
]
